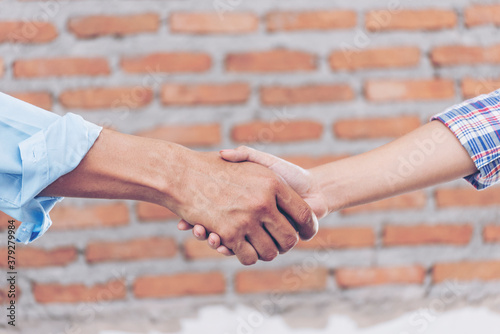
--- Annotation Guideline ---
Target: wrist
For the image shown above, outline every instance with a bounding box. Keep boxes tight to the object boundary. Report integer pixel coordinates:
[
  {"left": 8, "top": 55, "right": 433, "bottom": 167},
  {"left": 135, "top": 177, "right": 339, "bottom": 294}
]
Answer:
[
  {"left": 148, "top": 141, "right": 195, "bottom": 209},
  {"left": 39, "top": 129, "right": 193, "bottom": 206},
  {"left": 102, "top": 130, "right": 182, "bottom": 206},
  {"left": 309, "top": 163, "right": 351, "bottom": 214}
]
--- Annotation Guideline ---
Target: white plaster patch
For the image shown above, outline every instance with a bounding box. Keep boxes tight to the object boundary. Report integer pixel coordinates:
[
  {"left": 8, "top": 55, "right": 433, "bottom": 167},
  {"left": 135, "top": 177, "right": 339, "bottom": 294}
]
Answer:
[{"left": 100, "top": 305, "right": 500, "bottom": 334}]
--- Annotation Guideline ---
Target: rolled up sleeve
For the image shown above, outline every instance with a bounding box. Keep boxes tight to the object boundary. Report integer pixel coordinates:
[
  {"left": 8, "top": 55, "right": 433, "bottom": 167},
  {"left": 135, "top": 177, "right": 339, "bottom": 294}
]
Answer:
[
  {"left": 431, "top": 89, "right": 500, "bottom": 190},
  {"left": 0, "top": 93, "right": 102, "bottom": 243}
]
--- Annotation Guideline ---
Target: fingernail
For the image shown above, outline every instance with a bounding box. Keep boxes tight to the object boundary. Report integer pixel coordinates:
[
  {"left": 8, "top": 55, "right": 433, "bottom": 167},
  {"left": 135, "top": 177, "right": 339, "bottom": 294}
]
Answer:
[{"left": 209, "top": 239, "right": 214, "bottom": 246}]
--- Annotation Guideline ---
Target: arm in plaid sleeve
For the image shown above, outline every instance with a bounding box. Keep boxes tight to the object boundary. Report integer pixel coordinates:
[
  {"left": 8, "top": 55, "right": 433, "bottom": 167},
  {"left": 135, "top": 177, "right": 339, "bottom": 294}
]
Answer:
[
  {"left": 187, "top": 120, "right": 480, "bottom": 253},
  {"left": 431, "top": 89, "right": 500, "bottom": 189}
]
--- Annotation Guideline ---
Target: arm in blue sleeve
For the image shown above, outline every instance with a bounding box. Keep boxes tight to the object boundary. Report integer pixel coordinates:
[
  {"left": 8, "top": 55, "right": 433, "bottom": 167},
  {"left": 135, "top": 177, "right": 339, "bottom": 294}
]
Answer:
[{"left": 0, "top": 92, "right": 102, "bottom": 243}]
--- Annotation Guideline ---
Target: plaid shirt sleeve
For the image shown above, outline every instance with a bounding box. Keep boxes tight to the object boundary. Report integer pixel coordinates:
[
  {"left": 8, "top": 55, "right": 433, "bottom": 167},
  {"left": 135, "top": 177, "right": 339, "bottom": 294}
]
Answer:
[{"left": 431, "top": 89, "right": 500, "bottom": 190}]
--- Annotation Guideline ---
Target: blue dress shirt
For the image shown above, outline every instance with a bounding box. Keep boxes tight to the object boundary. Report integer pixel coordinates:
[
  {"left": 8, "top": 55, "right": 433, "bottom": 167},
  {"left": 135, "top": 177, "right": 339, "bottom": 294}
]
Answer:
[{"left": 0, "top": 93, "right": 102, "bottom": 244}]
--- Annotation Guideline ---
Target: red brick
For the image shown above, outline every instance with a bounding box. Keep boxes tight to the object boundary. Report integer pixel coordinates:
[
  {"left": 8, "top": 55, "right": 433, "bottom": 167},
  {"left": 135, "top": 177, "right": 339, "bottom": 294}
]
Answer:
[
  {"left": 136, "top": 124, "right": 221, "bottom": 147},
  {"left": 341, "top": 191, "right": 427, "bottom": 215},
  {"left": 170, "top": 12, "right": 258, "bottom": 34},
  {"left": 60, "top": 87, "right": 153, "bottom": 109},
  {"left": 0, "top": 246, "right": 77, "bottom": 268},
  {"left": 86, "top": 237, "right": 177, "bottom": 263},
  {"left": 431, "top": 45, "right": 500, "bottom": 66},
  {"left": 8, "top": 92, "right": 52, "bottom": 110},
  {"left": 384, "top": 224, "right": 473, "bottom": 246},
  {"left": 0, "top": 288, "right": 6, "bottom": 305},
  {"left": 232, "top": 120, "right": 323, "bottom": 143},
  {"left": 134, "top": 272, "right": 225, "bottom": 298},
  {"left": 0, "top": 286, "right": 19, "bottom": 304},
  {"left": 69, "top": 13, "right": 159, "bottom": 38},
  {"left": 433, "top": 261, "right": 500, "bottom": 283},
  {"left": 330, "top": 47, "right": 420, "bottom": 71},
  {"left": 226, "top": 49, "right": 316, "bottom": 72},
  {"left": 267, "top": 10, "right": 356, "bottom": 32},
  {"left": 435, "top": 187, "right": 500, "bottom": 208},
  {"left": 483, "top": 225, "right": 500, "bottom": 243},
  {"left": 136, "top": 202, "right": 178, "bottom": 222},
  {"left": 0, "top": 21, "right": 57, "bottom": 43},
  {"left": 0, "top": 213, "right": 18, "bottom": 231},
  {"left": 161, "top": 83, "right": 250, "bottom": 105},
  {"left": 261, "top": 84, "right": 354, "bottom": 105},
  {"left": 462, "top": 77, "right": 500, "bottom": 99},
  {"left": 297, "top": 227, "right": 375, "bottom": 250},
  {"left": 14, "top": 57, "right": 110, "bottom": 78},
  {"left": 336, "top": 265, "right": 426, "bottom": 288},
  {"left": 121, "top": 53, "right": 211, "bottom": 73},
  {"left": 33, "top": 280, "right": 126, "bottom": 304},
  {"left": 0, "top": 211, "right": 10, "bottom": 222},
  {"left": 281, "top": 154, "right": 348, "bottom": 169},
  {"left": 334, "top": 116, "right": 421, "bottom": 140},
  {"left": 235, "top": 267, "right": 328, "bottom": 294},
  {"left": 183, "top": 239, "right": 226, "bottom": 260},
  {"left": 365, "top": 79, "right": 455, "bottom": 102},
  {"left": 49, "top": 203, "right": 129, "bottom": 230},
  {"left": 366, "top": 9, "right": 457, "bottom": 31},
  {"left": 465, "top": 5, "right": 500, "bottom": 27}
]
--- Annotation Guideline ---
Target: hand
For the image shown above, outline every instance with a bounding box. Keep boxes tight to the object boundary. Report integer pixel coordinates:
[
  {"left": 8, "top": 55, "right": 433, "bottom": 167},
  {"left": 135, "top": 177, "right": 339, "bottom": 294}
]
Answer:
[
  {"left": 178, "top": 146, "right": 328, "bottom": 256},
  {"left": 167, "top": 149, "right": 318, "bottom": 265}
]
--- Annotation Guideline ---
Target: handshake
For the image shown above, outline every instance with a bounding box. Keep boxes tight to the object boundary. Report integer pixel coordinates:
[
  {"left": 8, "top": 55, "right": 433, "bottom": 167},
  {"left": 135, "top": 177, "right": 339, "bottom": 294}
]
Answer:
[
  {"left": 168, "top": 146, "right": 329, "bottom": 266},
  {"left": 167, "top": 119, "right": 477, "bottom": 265},
  {"left": 38, "top": 128, "right": 331, "bottom": 263},
  {"left": 40, "top": 120, "right": 472, "bottom": 265}
]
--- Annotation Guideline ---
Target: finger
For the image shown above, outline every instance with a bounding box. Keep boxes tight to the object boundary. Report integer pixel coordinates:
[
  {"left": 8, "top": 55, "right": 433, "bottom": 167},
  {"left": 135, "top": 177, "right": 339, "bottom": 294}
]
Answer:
[
  {"left": 262, "top": 216, "right": 299, "bottom": 254},
  {"left": 177, "top": 220, "right": 194, "bottom": 231},
  {"left": 220, "top": 146, "right": 279, "bottom": 167},
  {"left": 192, "top": 225, "right": 208, "bottom": 240},
  {"left": 217, "top": 245, "right": 235, "bottom": 256},
  {"left": 276, "top": 183, "right": 318, "bottom": 241},
  {"left": 245, "top": 228, "right": 279, "bottom": 262},
  {"left": 220, "top": 146, "right": 309, "bottom": 189},
  {"left": 232, "top": 241, "right": 259, "bottom": 266},
  {"left": 208, "top": 233, "right": 221, "bottom": 249}
]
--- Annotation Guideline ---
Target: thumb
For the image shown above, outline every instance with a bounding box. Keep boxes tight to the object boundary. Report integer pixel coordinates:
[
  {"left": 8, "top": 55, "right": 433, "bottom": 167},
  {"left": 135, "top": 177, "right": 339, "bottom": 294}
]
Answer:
[
  {"left": 219, "top": 147, "right": 250, "bottom": 162},
  {"left": 221, "top": 146, "right": 310, "bottom": 194},
  {"left": 220, "top": 146, "right": 280, "bottom": 168}
]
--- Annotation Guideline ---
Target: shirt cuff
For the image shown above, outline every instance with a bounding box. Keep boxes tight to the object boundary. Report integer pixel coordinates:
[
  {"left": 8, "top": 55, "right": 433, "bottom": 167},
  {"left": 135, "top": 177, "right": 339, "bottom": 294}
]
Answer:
[
  {"left": 431, "top": 90, "right": 500, "bottom": 190},
  {"left": 15, "top": 113, "right": 102, "bottom": 244}
]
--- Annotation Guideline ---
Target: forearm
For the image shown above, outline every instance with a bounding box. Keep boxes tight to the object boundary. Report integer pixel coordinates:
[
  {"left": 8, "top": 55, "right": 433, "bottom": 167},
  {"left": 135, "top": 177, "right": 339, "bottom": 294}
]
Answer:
[
  {"left": 311, "top": 121, "right": 478, "bottom": 213},
  {"left": 39, "top": 129, "right": 187, "bottom": 207}
]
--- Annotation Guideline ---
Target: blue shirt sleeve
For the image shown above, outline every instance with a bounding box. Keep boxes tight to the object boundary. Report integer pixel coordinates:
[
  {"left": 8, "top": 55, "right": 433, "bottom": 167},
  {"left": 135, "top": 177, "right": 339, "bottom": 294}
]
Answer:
[{"left": 0, "top": 92, "right": 102, "bottom": 244}]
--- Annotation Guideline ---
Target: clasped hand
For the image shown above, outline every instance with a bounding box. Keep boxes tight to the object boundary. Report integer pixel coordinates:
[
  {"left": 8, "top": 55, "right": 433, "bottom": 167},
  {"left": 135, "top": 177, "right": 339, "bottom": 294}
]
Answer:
[{"left": 174, "top": 146, "right": 329, "bottom": 265}]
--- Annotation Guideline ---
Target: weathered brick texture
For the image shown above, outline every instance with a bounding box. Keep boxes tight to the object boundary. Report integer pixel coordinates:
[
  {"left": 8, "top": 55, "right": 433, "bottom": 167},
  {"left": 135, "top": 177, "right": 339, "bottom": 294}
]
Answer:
[{"left": 2, "top": 1, "right": 500, "bottom": 323}]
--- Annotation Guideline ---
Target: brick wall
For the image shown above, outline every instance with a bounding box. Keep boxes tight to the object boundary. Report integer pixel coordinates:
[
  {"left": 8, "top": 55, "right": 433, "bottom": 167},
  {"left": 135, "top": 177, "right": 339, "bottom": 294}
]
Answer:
[{"left": 1, "top": 0, "right": 500, "bottom": 331}]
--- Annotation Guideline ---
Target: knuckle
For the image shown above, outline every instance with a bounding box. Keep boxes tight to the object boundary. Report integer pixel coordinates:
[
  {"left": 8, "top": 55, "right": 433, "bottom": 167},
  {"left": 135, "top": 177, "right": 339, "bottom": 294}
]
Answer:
[
  {"left": 260, "top": 175, "right": 280, "bottom": 193},
  {"left": 242, "top": 256, "right": 258, "bottom": 266},
  {"left": 220, "top": 231, "right": 237, "bottom": 247},
  {"left": 281, "top": 233, "right": 299, "bottom": 252},
  {"left": 252, "top": 200, "right": 270, "bottom": 215},
  {"left": 260, "top": 250, "right": 278, "bottom": 262},
  {"left": 238, "top": 219, "right": 254, "bottom": 231},
  {"left": 266, "top": 177, "right": 281, "bottom": 191},
  {"left": 296, "top": 204, "right": 313, "bottom": 226}
]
